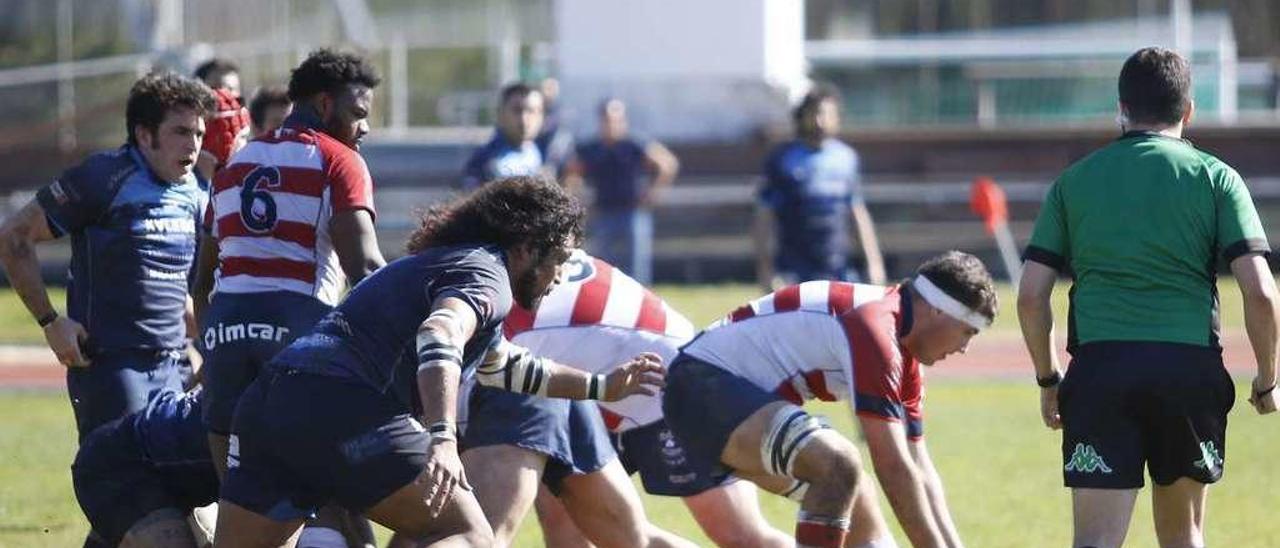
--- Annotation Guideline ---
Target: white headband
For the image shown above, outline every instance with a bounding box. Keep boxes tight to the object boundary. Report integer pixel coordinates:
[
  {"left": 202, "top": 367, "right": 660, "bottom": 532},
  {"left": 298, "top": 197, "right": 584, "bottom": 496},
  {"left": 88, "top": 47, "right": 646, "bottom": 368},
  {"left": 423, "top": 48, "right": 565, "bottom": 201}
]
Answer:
[{"left": 912, "top": 275, "right": 991, "bottom": 330}]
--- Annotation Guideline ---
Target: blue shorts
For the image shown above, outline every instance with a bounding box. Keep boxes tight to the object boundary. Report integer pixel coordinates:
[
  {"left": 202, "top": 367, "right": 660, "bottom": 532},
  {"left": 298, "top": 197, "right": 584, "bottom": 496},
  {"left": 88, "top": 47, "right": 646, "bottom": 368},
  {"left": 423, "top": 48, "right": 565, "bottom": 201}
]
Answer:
[
  {"left": 67, "top": 349, "right": 185, "bottom": 439},
  {"left": 221, "top": 369, "right": 428, "bottom": 520},
  {"left": 199, "top": 291, "right": 331, "bottom": 434},
  {"left": 614, "top": 419, "right": 726, "bottom": 497},
  {"left": 661, "top": 354, "right": 783, "bottom": 482},
  {"left": 463, "top": 385, "right": 615, "bottom": 495},
  {"left": 72, "top": 416, "right": 218, "bottom": 545}
]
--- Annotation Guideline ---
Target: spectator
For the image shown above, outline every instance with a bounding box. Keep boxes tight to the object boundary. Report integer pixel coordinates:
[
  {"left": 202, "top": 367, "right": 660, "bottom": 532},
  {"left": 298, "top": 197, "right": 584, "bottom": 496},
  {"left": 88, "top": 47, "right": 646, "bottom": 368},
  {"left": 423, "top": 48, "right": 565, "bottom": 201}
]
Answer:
[
  {"left": 565, "top": 99, "right": 678, "bottom": 284},
  {"left": 754, "top": 85, "right": 886, "bottom": 294}
]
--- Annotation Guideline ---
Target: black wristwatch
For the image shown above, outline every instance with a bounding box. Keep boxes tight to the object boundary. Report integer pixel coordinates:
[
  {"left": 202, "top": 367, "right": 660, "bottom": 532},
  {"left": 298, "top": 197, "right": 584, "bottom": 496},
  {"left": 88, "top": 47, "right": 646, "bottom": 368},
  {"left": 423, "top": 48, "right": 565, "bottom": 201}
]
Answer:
[
  {"left": 37, "top": 311, "right": 58, "bottom": 328},
  {"left": 1036, "top": 370, "right": 1061, "bottom": 388}
]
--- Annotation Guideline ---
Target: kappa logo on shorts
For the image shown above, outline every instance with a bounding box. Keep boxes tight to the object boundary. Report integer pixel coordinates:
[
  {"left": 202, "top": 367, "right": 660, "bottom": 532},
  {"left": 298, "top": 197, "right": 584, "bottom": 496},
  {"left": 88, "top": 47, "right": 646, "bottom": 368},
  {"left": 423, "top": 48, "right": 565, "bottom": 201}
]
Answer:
[
  {"left": 1193, "top": 441, "right": 1223, "bottom": 471},
  {"left": 1064, "top": 443, "right": 1113, "bottom": 474}
]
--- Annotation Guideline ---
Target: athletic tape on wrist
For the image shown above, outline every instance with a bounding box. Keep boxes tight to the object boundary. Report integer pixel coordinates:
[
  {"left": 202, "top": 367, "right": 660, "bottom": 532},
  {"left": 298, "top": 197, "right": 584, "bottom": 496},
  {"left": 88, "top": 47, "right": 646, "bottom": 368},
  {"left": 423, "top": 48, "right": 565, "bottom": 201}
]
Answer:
[
  {"left": 587, "top": 373, "right": 607, "bottom": 400},
  {"left": 912, "top": 275, "right": 991, "bottom": 330}
]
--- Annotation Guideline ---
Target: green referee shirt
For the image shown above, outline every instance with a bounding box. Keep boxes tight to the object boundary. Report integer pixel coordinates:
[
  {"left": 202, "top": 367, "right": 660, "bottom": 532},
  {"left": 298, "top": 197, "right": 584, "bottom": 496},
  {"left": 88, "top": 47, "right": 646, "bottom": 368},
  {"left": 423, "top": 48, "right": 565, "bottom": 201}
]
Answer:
[{"left": 1024, "top": 131, "right": 1270, "bottom": 349}]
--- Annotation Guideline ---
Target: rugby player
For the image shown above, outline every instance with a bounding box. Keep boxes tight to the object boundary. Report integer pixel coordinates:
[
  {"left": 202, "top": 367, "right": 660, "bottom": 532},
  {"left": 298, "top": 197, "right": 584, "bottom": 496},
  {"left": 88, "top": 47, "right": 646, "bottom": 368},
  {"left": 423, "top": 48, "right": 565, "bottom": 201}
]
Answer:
[
  {"left": 460, "top": 83, "right": 549, "bottom": 190},
  {"left": 213, "top": 177, "right": 664, "bottom": 547},
  {"left": 193, "top": 58, "right": 249, "bottom": 181},
  {"left": 664, "top": 251, "right": 997, "bottom": 548},
  {"left": 191, "top": 48, "right": 386, "bottom": 481},
  {"left": 72, "top": 388, "right": 218, "bottom": 548},
  {"left": 460, "top": 249, "right": 790, "bottom": 547},
  {"left": 247, "top": 86, "right": 292, "bottom": 138},
  {"left": 0, "top": 73, "right": 213, "bottom": 438}
]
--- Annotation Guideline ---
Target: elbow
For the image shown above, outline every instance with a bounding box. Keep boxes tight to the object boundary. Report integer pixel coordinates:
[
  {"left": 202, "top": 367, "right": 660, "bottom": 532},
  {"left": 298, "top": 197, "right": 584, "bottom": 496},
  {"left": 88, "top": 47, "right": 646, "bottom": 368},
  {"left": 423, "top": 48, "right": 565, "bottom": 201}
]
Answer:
[{"left": 0, "top": 228, "right": 25, "bottom": 264}]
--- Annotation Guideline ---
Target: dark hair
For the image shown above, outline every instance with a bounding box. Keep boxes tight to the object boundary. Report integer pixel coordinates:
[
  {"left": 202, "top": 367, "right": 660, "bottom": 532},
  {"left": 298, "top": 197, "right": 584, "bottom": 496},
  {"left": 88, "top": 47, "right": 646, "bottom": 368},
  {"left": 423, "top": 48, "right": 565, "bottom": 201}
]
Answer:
[
  {"left": 406, "top": 176, "right": 584, "bottom": 261},
  {"left": 1119, "top": 47, "right": 1192, "bottom": 126},
  {"left": 125, "top": 72, "right": 216, "bottom": 146},
  {"left": 194, "top": 57, "right": 239, "bottom": 88},
  {"left": 287, "top": 49, "right": 381, "bottom": 103},
  {"left": 598, "top": 97, "right": 625, "bottom": 117},
  {"left": 914, "top": 251, "right": 998, "bottom": 323},
  {"left": 498, "top": 82, "right": 540, "bottom": 108},
  {"left": 248, "top": 85, "right": 291, "bottom": 129},
  {"left": 793, "top": 84, "right": 840, "bottom": 125}
]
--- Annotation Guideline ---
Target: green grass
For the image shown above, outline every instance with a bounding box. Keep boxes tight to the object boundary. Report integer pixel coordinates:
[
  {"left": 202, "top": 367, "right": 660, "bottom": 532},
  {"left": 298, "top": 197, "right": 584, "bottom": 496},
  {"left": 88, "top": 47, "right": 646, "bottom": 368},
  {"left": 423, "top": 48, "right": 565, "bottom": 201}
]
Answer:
[
  {"left": 0, "top": 280, "right": 1272, "bottom": 546},
  {"left": 0, "top": 288, "right": 65, "bottom": 345}
]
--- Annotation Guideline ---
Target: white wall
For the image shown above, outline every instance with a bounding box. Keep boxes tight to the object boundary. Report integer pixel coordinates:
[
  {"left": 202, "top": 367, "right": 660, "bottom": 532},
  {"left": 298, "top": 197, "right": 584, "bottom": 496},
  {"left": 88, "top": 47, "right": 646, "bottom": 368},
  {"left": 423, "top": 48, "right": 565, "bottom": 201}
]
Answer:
[{"left": 555, "top": 0, "right": 806, "bottom": 141}]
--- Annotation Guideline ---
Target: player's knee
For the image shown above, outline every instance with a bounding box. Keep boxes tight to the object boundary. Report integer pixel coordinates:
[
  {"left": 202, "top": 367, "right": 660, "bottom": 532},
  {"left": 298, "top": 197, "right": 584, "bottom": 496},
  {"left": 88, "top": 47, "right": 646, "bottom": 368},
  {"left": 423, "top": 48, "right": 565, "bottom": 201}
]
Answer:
[{"left": 805, "top": 437, "right": 862, "bottom": 493}]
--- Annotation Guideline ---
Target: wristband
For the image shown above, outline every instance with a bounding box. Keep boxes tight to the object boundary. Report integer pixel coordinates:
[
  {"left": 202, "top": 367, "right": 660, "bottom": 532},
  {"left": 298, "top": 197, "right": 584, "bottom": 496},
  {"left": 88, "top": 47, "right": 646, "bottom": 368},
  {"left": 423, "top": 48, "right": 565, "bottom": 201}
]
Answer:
[
  {"left": 587, "top": 374, "right": 607, "bottom": 400},
  {"left": 37, "top": 311, "right": 58, "bottom": 328},
  {"left": 1253, "top": 383, "right": 1277, "bottom": 400},
  {"left": 1036, "top": 370, "right": 1061, "bottom": 388},
  {"left": 426, "top": 420, "right": 456, "bottom": 441}
]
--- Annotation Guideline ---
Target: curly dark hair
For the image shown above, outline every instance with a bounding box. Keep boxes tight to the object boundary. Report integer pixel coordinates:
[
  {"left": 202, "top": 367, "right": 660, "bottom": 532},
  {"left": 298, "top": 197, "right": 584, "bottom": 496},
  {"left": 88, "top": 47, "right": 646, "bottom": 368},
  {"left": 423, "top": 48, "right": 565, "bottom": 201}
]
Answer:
[
  {"left": 406, "top": 176, "right": 584, "bottom": 261},
  {"left": 287, "top": 49, "right": 381, "bottom": 103},
  {"left": 914, "top": 251, "right": 998, "bottom": 323},
  {"left": 125, "top": 72, "right": 215, "bottom": 146},
  {"left": 1119, "top": 47, "right": 1192, "bottom": 126},
  {"left": 194, "top": 57, "right": 239, "bottom": 88}
]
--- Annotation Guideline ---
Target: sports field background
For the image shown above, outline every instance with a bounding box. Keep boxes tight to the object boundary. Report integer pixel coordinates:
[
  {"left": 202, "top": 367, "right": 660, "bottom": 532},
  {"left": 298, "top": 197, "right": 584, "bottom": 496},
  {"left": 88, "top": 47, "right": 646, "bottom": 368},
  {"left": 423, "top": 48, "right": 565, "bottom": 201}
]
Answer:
[{"left": 2, "top": 282, "right": 1279, "bottom": 547}]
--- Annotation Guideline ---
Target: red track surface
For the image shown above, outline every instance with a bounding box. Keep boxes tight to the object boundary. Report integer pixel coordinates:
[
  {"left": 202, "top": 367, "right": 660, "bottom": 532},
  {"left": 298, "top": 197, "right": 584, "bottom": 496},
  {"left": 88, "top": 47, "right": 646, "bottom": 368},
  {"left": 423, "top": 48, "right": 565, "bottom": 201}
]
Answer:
[{"left": 0, "top": 333, "right": 1260, "bottom": 390}]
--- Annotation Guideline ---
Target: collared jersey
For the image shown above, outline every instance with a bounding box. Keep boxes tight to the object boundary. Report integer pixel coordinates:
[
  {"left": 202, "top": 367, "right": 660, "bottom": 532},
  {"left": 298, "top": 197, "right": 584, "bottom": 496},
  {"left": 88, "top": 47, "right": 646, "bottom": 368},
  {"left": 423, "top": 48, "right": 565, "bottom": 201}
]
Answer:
[
  {"left": 1025, "top": 131, "right": 1270, "bottom": 349},
  {"left": 461, "top": 131, "right": 544, "bottom": 190},
  {"left": 502, "top": 250, "right": 695, "bottom": 432},
  {"left": 269, "top": 245, "right": 512, "bottom": 413},
  {"left": 759, "top": 138, "right": 863, "bottom": 279},
  {"left": 683, "top": 281, "right": 924, "bottom": 439},
  {"left": 207, "top": 116, "right": 376, "bottom": 306},
  {"left": 36, "top": 145, "right": 207, "bottom": 351}
]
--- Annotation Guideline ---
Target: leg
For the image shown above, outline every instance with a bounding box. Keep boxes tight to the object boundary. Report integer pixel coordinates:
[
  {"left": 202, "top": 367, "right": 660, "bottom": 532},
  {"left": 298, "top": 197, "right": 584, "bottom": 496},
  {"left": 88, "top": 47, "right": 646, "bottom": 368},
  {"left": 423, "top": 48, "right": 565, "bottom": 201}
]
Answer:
[
  {"left": 212, "top": 500, "right": 305, "bottom": 548},
  {"left": 533, "top": 485, "right": 595, "bottom": 548},
  {"left": 844, "top": 477, "right": 892, "bottom": 548},
  {"left": 362, "top": 474, "right": 493, "bottom": 546},
  {"left": 1151, "top": 478, "right": 1208, "bottom": 548},
  {"left": 557, "top": 459, "right": 698, "bottom": 548},
  {"left": 305, "top": 505, "right": 376, "bottom": 548},
  {"left": 628, "top": 209, "right": 653, "bottom": 285},
  {"left": 120, "top": 508, "right": 199, "bottom": 548},
  {"left": 1071, "top": 488, "right": 1138, "bottom": 548},
  {"left": 459, "top": 444, "right": 547, "bottom": 546},
  {"left": 721, "top": 402, "right": 863, "bottom": 548},
  {"left": 68, "top": 353, "right": 183, "bottom": 440},
  {"left": 681, "top": 481, "right": 791, "bottom": 548}
]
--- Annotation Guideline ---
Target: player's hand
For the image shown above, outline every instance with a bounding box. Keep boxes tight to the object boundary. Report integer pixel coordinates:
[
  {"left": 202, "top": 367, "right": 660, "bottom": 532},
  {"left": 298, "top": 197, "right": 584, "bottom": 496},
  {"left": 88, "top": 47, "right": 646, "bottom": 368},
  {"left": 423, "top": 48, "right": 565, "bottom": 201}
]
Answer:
[
  {"left": 44, "top": 316, "right": 90, "bottom": 368},
  {"left": 419, "top": 437, "right": 470, "bottom": 517},
  {"left": 1039, "top": 385, "right": 1062, "bottom": 429},
  {"left": 603, "top": 352, "right": 665, "bottom": 401},
  {"left": 1248, "top": 376, "right": 1277, "bottom": 415}
]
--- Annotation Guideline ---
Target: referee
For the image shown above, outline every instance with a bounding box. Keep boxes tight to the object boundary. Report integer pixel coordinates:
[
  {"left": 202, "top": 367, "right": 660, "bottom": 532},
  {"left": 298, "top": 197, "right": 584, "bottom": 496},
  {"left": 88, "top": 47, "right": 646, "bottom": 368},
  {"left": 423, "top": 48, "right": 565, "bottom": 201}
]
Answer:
[{"left": 1018, "top": 47, "right": 1278, "bottom": 548}]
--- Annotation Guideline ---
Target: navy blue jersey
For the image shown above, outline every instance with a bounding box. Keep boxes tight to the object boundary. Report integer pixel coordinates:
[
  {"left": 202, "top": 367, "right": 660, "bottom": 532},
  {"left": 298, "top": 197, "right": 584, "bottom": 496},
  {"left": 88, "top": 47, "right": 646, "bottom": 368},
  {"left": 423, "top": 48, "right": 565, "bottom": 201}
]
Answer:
[
  {"left": 461, "top": 132, "right": 544, "bottom": 190},
  {"left": 270, "top": 245, "right": 513, "bottom": 412},
  {"left": 36, "top": 145, "right": 207, "bottom": 351},
  {"left": 759, "top": 138, "right": 862, "bottom": 279},
  {"left": 130, "top": 389, "right": 213, "bottom": 472},
  {"left": 574, "top": 138, "right": 649, "bottom": 210}
]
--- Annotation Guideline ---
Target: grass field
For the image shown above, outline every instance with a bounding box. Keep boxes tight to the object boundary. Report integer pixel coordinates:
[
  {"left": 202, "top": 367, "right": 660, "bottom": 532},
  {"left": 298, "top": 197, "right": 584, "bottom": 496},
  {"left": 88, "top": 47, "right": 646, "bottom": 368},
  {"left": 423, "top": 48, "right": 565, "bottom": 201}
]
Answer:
[{"left": 2, "top": 281, "right": 1279, "bottom": 547}]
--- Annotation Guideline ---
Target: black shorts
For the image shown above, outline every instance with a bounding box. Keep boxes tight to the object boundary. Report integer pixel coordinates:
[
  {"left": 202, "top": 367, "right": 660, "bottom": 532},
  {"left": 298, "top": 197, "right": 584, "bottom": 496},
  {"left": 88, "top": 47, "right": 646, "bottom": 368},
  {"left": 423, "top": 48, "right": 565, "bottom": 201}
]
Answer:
[
  {"left": 220, "top": 370, "right": 428, "bottom": 521},
  {"left": 462, "top": 385, "right": 615, "bottom": 495},
  {"left": 1059, "top": 341, "right": 1235, "bottom": 489},
  {"left": 614, "top": 419, "right": 728, "bottom": 497}
]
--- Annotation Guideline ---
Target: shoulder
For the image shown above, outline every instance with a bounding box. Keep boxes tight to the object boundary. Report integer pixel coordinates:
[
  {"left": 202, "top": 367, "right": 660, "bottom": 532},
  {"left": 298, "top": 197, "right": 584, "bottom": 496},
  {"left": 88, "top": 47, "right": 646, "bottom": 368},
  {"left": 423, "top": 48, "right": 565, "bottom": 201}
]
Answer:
[
  {"left": 66, "top": 147, "right": 139, "bottom": 186},
  {"left": 1192, "top": 147, "right": 1243, "bottom": 185}
]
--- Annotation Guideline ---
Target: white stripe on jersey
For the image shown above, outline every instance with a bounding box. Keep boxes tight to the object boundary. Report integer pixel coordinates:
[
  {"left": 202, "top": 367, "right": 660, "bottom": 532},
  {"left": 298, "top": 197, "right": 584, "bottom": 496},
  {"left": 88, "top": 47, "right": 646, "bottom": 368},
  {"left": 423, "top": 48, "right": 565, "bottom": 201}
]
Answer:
[
  {"left": 217, "top": 236, "right": 313, "bottom": 262},
  {"left": 852, "top": 284, "right": 888, "bottom": 307},
  {"left": 211, "top": 189, "right": 323, "bottom": 227},
  {"left": 600, "top": 273, "right": 645, "bottom": 328},
  {"left": 662, "top": 301, "right": 696, "bottom": 339},
  {"left": 215, "top": 275, "right": 316, "bottom": 296},
  {"left": 531, "top": 277, "right": 582, "bottom": 329},
  {"left": 799, "top": 280, "right": 831, "bottom": 311},
  {"left": 226, "top": 140, "right": 323, "bottom": 171}
]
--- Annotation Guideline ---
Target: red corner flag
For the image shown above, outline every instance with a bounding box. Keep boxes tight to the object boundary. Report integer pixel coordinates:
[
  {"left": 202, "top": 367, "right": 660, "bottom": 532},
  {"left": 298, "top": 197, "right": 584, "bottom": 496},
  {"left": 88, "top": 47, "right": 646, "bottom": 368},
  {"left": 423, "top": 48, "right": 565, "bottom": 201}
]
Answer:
[{"left": 970, "top": 177, "right": 1021, "bottom": 282}]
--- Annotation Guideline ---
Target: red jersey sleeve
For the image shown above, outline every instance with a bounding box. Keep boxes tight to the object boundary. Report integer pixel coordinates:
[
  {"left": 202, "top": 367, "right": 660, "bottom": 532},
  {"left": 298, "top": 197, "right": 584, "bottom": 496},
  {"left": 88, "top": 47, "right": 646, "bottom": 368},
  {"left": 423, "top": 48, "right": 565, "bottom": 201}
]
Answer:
[
  {"left": 845, "top": 304, "right": 912, "bottom": 428},
  {"left": 322, "top": 139, "right": 376, "bottom": 219}
]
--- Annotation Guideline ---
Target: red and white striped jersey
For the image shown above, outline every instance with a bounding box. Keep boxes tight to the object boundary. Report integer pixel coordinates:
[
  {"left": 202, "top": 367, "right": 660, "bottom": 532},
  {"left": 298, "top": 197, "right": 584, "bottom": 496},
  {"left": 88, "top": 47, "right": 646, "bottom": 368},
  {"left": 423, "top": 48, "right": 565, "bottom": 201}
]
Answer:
[
  {"left": 207, "top": 124, "right": 375, "bottom": 306},
  {"left": 684, "top": 281, "right": 925, "bottom": 439},
  {"left": 501, "top": 250, "right": 695, "bottom": 432},
  {"left": 503, "top": 250, "right": 694, "bottom": 341}
]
